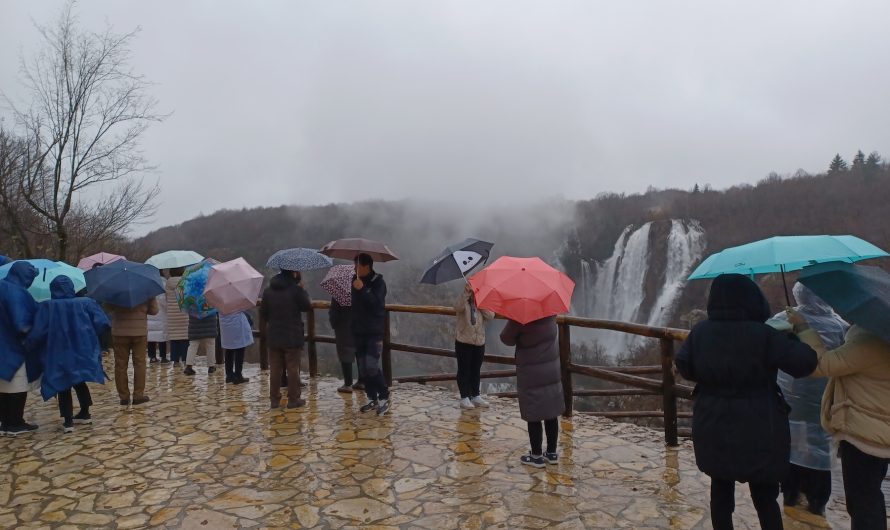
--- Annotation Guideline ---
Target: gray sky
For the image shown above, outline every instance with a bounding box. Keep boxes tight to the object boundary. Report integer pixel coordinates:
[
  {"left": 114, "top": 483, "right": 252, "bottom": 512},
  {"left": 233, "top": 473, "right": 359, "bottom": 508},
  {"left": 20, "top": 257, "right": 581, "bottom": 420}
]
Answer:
[{"left": 2, "top": 1, "right": 889, "bottom": 236}]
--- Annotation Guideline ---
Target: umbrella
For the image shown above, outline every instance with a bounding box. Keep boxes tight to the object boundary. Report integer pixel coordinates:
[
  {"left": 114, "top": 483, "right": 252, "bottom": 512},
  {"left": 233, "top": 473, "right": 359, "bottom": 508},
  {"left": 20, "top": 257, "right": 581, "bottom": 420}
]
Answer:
[
  {"left": 84, "top": 259, "right": 165, "bottom": 309},
  {"left": 321, "top": 264, "right": 354, "bottom": 306},
  {"left": 266, "top": 248, "right": 333, "bottom": 271},
  {"left": 420, "top": 238, "right": 494, "bottom": 285},
  {"left": 176, "top": 259, "right": 219, "bottom": 318},
  {"left": 320, "top": 238, "right": 399, "bottom": 262},
  {"left": 798, "top": 262, "right": 890, "bottom": 344},
  {"left": 469, "top": 256, "right": 575, "bottom": 325},
  {"left": 145, "top": 250, "right": 204, "bottom": 270},
  {"left": 688, "top": 235, "right": 890, "bottom": 304},
  {"left": 204, "top": 257, "right": 264, "bottom": 315},
  {"left": 0, "top": 259, "right": 87, "bottom": 301},
  {"left": 77, "top": 252, "right": 125, "bottom": 271}
]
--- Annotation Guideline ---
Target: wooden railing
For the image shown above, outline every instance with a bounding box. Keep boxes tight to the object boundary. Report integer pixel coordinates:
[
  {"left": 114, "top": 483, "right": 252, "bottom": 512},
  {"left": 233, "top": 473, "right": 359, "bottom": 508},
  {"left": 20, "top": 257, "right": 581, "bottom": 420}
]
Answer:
[{"left": 255, "top": 301, "right": 692, "bottom": 447}]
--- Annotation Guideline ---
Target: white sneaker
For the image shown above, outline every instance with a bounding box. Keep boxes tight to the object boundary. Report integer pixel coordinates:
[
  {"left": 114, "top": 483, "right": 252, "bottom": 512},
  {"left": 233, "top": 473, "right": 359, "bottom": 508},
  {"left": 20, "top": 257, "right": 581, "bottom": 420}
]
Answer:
[
  {"left": 459, "top": 397, "right": 475, "bottom": 409},
  {"left": 470, "top": 396, "right": 489, "bottom": 408}
]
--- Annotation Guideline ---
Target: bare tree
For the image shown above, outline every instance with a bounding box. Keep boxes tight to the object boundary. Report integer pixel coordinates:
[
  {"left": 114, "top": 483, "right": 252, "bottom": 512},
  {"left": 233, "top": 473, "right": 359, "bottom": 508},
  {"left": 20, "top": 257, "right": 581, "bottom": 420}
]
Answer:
[{"left": 5, "top": 2, "right": 163, "bottom": 261}]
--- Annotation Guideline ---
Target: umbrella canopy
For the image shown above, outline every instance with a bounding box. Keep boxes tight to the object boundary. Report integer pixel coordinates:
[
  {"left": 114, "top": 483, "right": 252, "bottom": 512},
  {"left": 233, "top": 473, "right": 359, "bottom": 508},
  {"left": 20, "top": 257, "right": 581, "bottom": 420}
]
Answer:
[
  {"left": 77, "top": 252, "right": 125, "bottom": 271},
  {"left": 176, "top": 259, "right": 219, "bottom": 318},
  {"left": 320, "top": 264, "right": 354, "bottom": 306},
  {"left": 145, "top": 250, "right": 205, "bottom": 270},
  {"left": 798, "top": 262, "right": 890, "bottom": 344},
  {"left": 84, "top": 259, "right": 165, "bottom": 309},
  {"left": 469, "top": 256, "right": 575, "bottom": 325},
  {"left": 0, "top": 259, "right": 87, "bottom": 302},
  {"left": 205, "top": 257, "right": 264, "bottom": 315},
  {"left": 420, "top": 238, "right": 494, "bottom": 285},
  {"left": 266, "top": 248, "right": 333, "bottom": 271},
  {"left": 320, "top": 238, "right": 399, "bottom": 262}
]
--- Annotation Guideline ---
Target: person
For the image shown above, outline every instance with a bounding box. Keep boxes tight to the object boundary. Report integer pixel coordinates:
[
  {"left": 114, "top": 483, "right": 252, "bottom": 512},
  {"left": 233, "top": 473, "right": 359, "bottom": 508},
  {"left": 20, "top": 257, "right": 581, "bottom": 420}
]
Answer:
[
  {"left": 165, "top": 267, "right": 190, "bottom": 366},
  {"left": 351, "top": 253, "right": 390, "bottom": 416},
  {"left": 0, "top": 261, "right": 39, "bottom": 435},
  {"left": 769, "top": 283, "right": 847, "bottom": 516},
  {"left": 24, "top": 276, "right": 109, "bottom": 433},
  {"left": 455, "top": 282, "right": 495, "bottom": 409},
  {"left": 219, "top": 311, "right": 252, "bottom": 384},
  {"left": 106, "top": 294, "right": 159, "bottom": 406},
  {"left": 147, "top": 291, "right": 168, "bottom": 363},
  {"left": 500, "top": 315, "right": 563, "bottom": 468},
  {"left": 329, "top": 297, "right": 357, "bottom": 393},
  {"left": 184, "top": 313, "right": 219, "bottom": 375},
  {"left": 260, "top": 269, "right": 311, "bottom": 409},
  {"left": 676, "top": 274, "right": 817, "bottom": 530},
  {"left": 789, "top": 305, "right": 890, "bottom": 529}
]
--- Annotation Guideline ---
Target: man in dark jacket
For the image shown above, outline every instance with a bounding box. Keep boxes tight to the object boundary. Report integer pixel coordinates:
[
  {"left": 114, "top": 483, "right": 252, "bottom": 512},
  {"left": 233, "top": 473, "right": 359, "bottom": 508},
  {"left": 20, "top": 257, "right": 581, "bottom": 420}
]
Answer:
[
  {"left": 676, "top": 274, "right": 817, "bottom": 530},
  {"left": 260, "top": 270, "right": 312, "bottom": 409},
  {"left": 351, "top": 253, "right": 390, "bottom": 416}
]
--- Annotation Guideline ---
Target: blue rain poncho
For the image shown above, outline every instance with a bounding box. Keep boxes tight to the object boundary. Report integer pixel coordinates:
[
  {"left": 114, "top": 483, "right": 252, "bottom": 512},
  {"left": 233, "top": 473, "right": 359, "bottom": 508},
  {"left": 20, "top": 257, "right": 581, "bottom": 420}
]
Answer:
[
  {"left": 0, "top": 262, "right": 38, "bottom": 381},
  {"left": 773, "top": 282, "right": 849, "bottom": 470},
  {"left": 25, "top": 276, "right": 110, "bottom": 400}
]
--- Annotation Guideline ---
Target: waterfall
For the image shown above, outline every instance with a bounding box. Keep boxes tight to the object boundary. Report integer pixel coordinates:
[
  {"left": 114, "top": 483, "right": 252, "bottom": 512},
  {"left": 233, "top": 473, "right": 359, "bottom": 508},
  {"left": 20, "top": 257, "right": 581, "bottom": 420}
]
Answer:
[{"left": 646, "top": 220, "right": 706, "bottom": 328}]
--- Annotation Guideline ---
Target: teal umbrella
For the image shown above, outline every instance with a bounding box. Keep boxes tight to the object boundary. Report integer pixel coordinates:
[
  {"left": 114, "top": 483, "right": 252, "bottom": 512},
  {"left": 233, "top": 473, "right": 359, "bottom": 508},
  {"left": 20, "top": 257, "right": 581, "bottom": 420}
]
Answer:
[
  {"left": 0, "top": 259, "right": 86, "bottom": 301},
  {"left": 145, "top": 250, "right": 204, "bottom": 270}
]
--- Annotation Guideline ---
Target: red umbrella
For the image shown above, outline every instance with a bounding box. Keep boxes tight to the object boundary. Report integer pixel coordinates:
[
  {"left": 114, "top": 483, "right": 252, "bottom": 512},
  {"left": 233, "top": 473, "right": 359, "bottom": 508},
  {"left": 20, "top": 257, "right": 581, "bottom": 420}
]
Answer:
[
  {"left": 469, "top": 256, "right": 575, "bottom": 324},
  {"left": 320, "top": 238, "right": 399, "bottom": 262}
]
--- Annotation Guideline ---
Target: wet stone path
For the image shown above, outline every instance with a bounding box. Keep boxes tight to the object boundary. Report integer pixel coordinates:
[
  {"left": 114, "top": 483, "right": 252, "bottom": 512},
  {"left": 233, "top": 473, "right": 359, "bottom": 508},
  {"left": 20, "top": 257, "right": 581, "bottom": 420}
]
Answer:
[{"left": 0, "top": 359, "right": 852, "bottom": 529}]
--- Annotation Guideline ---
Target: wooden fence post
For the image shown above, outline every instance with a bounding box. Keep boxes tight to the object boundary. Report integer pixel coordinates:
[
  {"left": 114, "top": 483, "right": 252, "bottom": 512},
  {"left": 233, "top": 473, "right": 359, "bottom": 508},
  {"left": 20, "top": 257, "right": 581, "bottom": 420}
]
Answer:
[
  {"left": 660, "top": 338, "right": 679, "bottom": 447},
  {"left": 307, "top": 307, "right": 318, "bottom": 378},
  {"left": 558, "top": 322, "right": 573, "bottom": 417},
  {"left": 258, "top": 307, "right": 268, "bottom": 370},
  {"left": 383, "top": 310, "right": 393, "bottom": 387}
]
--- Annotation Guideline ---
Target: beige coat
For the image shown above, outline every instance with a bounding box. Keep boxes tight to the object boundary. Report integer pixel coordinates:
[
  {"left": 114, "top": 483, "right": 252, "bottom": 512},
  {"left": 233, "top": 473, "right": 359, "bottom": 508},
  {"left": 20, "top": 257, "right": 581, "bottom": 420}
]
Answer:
[
  {"left": 454, "top": 291, "right": 494, "bottom": 346},
  {"left": 107, "top": 298, "right": 159, "bottom": 337},
  {"left": 799, "top": 325, "right": 890, "bottom": 457},
  {"left": 165, "top": 276, "right": 189, "bottom": 340}
]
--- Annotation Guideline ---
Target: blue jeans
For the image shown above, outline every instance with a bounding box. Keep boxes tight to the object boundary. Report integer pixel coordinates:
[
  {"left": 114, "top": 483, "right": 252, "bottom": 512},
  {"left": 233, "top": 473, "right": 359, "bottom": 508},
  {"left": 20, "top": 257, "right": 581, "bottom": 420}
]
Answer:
[{"left": 355, "top": 335, "right": 388, "bottom": 401}]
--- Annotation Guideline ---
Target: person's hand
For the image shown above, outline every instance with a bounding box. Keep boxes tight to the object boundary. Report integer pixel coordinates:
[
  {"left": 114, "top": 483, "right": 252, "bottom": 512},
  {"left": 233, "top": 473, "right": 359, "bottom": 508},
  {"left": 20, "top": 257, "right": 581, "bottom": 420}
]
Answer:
[
  {"left": 298, "top": 280, "right": 305, "bottom": 289},
  {"left": 353, "top": 278, "right": 364, "bottom": 290},
  {"left": 786, "top": 308, "right": 808, "bottom": 330}
]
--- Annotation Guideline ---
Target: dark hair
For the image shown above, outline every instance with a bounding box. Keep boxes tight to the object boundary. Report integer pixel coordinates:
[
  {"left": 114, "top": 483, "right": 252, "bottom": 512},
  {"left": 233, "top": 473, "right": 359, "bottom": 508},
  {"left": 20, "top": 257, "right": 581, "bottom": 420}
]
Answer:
[
  {"left": 170, "top": 266, "right": 186, "bottom": 276},
  {"left": 281, "top": 270, "right": 302, "bottom": 283},
  {"left": 354, "top": 253, "right": 374, "bottom": 267}
]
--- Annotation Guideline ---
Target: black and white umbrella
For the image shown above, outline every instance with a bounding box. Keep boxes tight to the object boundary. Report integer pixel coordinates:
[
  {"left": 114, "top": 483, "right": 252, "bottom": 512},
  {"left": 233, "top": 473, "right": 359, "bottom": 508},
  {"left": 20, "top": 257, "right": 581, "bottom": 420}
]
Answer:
[{"left": 420, "top": 238, "right": 494, "bottom": 285}]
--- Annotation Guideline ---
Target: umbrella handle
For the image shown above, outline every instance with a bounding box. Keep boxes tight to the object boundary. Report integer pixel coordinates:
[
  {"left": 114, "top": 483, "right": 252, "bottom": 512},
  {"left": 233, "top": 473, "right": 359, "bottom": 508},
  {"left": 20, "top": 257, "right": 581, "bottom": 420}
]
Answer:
[{"left": 780, "top": 265, "right": 791, "bottom": 306}]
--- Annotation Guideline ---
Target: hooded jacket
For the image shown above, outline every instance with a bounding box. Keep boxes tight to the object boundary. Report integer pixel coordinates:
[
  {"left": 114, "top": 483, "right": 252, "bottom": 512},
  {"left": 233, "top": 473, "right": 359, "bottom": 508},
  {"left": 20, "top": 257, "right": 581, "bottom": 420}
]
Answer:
[
  {"left": 501, "top": 316, "right": 564, "bottom": 422},
  {"left": 676, "top": 273, "right": 818, "bottom": 483},
  {"left": 351, "top": 271, "right": 387, "bottom": 337},
  {"left": 0, "top": 262, "right": 39, "bottom": 381},
  {"left": 260, "top": 272, "right": 312, "bottom": 349},
  {"left": 25, "top": 276, "right": 109, "bottom": 400}
]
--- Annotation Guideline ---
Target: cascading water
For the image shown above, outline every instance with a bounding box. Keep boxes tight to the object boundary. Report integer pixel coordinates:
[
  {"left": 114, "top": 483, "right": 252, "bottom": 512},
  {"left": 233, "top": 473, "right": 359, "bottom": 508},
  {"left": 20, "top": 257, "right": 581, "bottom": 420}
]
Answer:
[{"left": 646, "top": 220, "right": 706, "bottom": 327}]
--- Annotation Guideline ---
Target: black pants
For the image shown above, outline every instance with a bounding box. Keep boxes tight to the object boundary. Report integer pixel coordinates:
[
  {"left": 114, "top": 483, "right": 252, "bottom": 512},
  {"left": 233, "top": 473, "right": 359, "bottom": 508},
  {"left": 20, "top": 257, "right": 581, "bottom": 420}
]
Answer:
[
  {"left": 341, "top": 362, "right": 353, "bottom": 386},
  {"left": 225, "top": 348, "right": 245, "bottom": 378},
  {"left": 840, "top": 440, "right": 889, "bottom": 530},
  {"left": 57, "top": 383, "right": 92, "bottom": 420},
  {"left": 169, "top": 340, "right": 188, "bottom": 363},
  {"left": 355, "top": 335, "right": 389, "bottom": 401},
  {"left": 710, "top": 479, "right": 782, "bottom": 530},
  {"left": 0, "top": 392, "right": 27, "bottom": 427},
  {"left": 455, "top": 341, "right": 484, "bottom": 399},
  {"left": 148, "top": 341, "right": 167, "bottom": 360},
  {"left": 528, "top": 418, "right": 559, "bottom": 455},
  {"left": 781, "top": 463, "right": 831, "bottom": 511}
]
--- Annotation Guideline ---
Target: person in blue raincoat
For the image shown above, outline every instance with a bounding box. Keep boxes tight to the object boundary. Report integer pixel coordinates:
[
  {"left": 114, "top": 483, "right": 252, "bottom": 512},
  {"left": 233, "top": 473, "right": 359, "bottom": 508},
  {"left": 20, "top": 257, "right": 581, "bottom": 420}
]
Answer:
[
  {"left": 769, "top": 282, "right": 848, "bottom": 516},
  {"left": 0, "top": 261, "right": 39, "bottom": 435},
  {"left": 25, "top": 276, "right": 110, "bottom": 433},
  {"left": 0, "top": 255, "right": 11, "bottom": 266}
]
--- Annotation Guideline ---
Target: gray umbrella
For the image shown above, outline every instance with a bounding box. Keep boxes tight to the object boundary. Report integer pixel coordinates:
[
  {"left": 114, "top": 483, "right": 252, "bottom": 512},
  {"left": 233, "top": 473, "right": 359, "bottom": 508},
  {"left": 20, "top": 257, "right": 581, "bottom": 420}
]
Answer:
[{"left": 266, "top": 248, "right": 334, "bottom": 271}]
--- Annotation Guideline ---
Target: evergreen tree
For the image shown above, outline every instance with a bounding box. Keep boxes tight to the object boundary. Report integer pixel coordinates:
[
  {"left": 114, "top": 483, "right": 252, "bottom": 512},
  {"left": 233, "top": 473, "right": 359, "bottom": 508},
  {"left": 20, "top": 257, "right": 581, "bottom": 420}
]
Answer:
[
  {"left": 865, "top": 151, "right": 883, "bottom": 176},
  {"left": 852, "top": 150, "right": 867, "bottom": 173},
  {"left": 692, "top": 183, "right": 701, "bottom": 194},
  {"left": 828, "top": 154, "right": 848, "bottom": 174}
]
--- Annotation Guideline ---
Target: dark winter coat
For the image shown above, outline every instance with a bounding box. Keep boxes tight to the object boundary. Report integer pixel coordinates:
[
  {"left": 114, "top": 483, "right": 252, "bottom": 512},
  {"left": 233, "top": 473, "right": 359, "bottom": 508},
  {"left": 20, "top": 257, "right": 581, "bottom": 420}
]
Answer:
[
  {"left": 351, "top": 272, "right": 386, "bottom": 338},
  {"left": 0, "top": 262, "right": 38, "bottom": 381},
  {"left": 500, "top": 316, "right": 565, "bottom": 422},
  {"left": 329, "top": 299, "right": 355, "bottom": 363},
  {"left": 188, "top": 314, "right": 219, "bottom": 340},
  {"left": 260, "top": 272, "right": 312, "bottom": 349},
  {"left": 675, "top": 274, "right": 818, "bottom": 484}
]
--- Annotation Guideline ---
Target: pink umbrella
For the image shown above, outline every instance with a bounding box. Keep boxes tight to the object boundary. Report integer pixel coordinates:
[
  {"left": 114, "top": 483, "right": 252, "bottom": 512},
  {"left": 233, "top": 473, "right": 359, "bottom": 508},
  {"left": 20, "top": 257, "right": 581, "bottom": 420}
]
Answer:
[
  {"left": 77, "top": 252, "right": 125, "bottom": 271},
  {"left": 321, "top": 264, "right": 354, "bottom": 306},
  {"left": 204, "top": 257, "right": 264, "bottom": 315}
]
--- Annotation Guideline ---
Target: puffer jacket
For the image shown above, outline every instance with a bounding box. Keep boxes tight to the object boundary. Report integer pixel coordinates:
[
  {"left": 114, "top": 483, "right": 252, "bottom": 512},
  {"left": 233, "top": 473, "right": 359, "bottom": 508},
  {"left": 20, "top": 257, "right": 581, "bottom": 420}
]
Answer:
[
  {"left": 165, "top": 276, "right": 189, "bottom": 340},
  {"left": 147, "top": 293, "right": 167, "bottom": 342},
  {"left": 107, "top": 298, "right": 159, "bottom": 337},
  {"left": 188, "top": 314, "right": 219, "bottom": 340},
  {"left": 500, "top": 316, "right": 564, "bottom": 422},
  {"left": 260, "top": 272, "right": 312, "bottom": 349}
]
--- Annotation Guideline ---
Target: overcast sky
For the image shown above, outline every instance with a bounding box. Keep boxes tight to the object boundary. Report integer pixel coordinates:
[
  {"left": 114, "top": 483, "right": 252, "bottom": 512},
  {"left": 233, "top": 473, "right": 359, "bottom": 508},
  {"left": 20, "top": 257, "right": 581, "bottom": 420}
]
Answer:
[{"left": 2, "top": 1, "right": 889, "bottom": 236}]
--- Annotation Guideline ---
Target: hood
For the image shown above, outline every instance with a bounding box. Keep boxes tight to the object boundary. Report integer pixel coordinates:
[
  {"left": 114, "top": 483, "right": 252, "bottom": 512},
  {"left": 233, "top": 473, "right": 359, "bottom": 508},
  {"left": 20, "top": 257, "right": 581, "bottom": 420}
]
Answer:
[
  {"left": 792, "top": 282, "right": 834, "bottom": 316},
  {"left": 50, "top": 276, "right": 76, "bottom": 299},
  {"left": 0, "top": 255, "right": 10, "bottom": 266},
  {"left": 4, "top": 261, "right": 38, "bottom": 289},
  {"left": 707, "top": 273, "right": 770, "bottom": 323},
  {"left": 270, "top": 272, "right": 295, "bottom": 291}
]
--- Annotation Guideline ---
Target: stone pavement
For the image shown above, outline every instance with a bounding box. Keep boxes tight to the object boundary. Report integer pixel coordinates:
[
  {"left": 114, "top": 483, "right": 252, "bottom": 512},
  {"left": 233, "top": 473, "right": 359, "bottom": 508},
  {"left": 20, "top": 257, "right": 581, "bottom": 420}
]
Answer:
[{"left": 0, "top": 359, "right": 852, "bottom": 529}]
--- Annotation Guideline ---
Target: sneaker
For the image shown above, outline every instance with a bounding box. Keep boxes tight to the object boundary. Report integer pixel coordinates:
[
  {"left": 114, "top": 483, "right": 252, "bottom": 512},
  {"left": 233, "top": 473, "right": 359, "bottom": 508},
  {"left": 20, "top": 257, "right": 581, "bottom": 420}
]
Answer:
[
  {"left": 470, "top": 396, "right": 489, "bottom": 408},
  {"left": 286, "top": 399, "right": 306, "bottom": 409},
  {"left": 233, "top": 375, "right": 249, "bottom": 385},
  {"left": 225, "top": 375, "right": 233, "bottom": 383},
  {"left": 119, "top": 399, "right": 130, "bottom": 406},
  {"left": 160, "top": 358, "right": 170, "bottom": 364},
  {"left": 337, "top": 385, "right": 353, "bottom": 394},
  {"left": 73, "top": 411, "right": 92, "bottom": 424},
  {"left": 149, "top": 357, "right": 158, "bottom": 364},
  {"left": 208, "top": 366, "right": 217, "bottom": 374},
  {"left": 183, "top": 366, "right": 196, "bottom": 376},
  {"left": 352, "top": 382, "right": 365, "bottom": 391},
  {"left": 132, "top": 396, "right": 150, "bottom": 406},
  {"left": 5, "top": 423, "right": 39, "bottom": 436},
  {"left": 360, "top": 400, "right": 378, "bottom": 413},
  {"left": 520, "top": 452, "right": 546, "bottom": 468},
  {"left": 460, "top": 397, "right": 475, "bottom": 409},
  {"left": 377, "top": 400, "right": 390, "bottom": 416},
  {"left": 62, "top": 420, "right": 74, "bottom": 433},
  {"left": 544, "top": 452, "right": 558, "bottom": 465}
]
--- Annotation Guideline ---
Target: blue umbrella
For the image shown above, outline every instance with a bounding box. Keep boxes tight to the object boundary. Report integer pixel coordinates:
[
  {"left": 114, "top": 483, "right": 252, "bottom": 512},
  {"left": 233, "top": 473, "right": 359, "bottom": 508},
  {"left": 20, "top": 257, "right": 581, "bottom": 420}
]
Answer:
[
  {"left": 266, "top": 248, "right": 333, "bottom": 271},
  {"left": 798, "top": 262, "right": 890, "bottom": 344},
  {"left": 420, "top": 238, "right": 494, "bottom": 285},
  {"left": 85, "top": 259, "right": 165, "bottom": 308},
  {"left": 175, "top": 259, "right": 218, "bottom": 318},
  {"left": 0, "top": 259, "right": 87, "bottom": 301}
]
